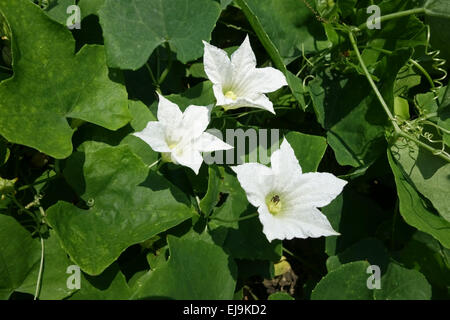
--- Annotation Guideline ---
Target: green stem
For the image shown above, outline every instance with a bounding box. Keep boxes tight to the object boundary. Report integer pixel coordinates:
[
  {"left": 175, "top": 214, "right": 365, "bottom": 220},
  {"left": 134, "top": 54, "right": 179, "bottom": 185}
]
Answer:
[
  {"left": 409, "top": 59, "right": 436, "bottom": 90},
  {"left": 363, "top": 46, "right": 436, "bottom": 90},
  {"left": 210, "top": 212, "right": 258, "bottom": 223},
  {"left": 34, "top": 237, "right": 44, "bottom": 300},
  {"left": 234, "top": 0, "right": 287, "bottom": 74},
  {"left": 18, "top": 175, "right": 57, "bottom": 191},
  {"left": 348, "top": 32, "right": 397, "bottom": 124},
  {"left": 357, "top": 8, "right": 426, "bottom": 31},
  {"left": 349, "top": 31, "right": 450, "bottom": 163},
  {"left": 148, "top": 159, "right": 161, "bottom": 169},
  {"left": 145, "top": 62, "right": 160, "bottom": 90},
  {"left": 0, "top": 65, "right": 12, "bottom": 73},
  {"left": 9, "top": 195, "right": 39, "bottom": 224},
  {"left": 158, "top": 43, "right": 173, "bottom": 85}
]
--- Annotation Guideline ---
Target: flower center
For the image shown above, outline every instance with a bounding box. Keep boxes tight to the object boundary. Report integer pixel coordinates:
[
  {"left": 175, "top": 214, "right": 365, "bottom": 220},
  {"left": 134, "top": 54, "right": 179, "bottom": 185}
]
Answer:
[
  {"left": 224, "top": 90, "right": 238, "bottom": 101},
  {"left": 266, "top": 194, "right": 282, "bottom": 216},
  {"left": 168, "top": 142, "right": 177, "bottom": 150}
]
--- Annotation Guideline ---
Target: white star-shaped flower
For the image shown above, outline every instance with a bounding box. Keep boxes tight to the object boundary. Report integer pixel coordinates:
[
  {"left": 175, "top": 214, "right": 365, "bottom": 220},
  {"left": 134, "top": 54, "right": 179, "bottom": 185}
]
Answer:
[
  {"left": 134, "top": 94, "right": 232, "bottom": 175},
  {"left": 232, "top": 139, "right": 347, "bottom": 242},
  {"left": 203, "top": 35, "right": 288, "bottom": 114}
]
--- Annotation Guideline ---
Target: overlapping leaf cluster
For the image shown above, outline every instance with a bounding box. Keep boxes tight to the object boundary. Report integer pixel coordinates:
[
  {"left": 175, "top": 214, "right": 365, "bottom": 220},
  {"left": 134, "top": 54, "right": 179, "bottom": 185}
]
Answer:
[{"left": 0, "top": 0, "right": 449, "bottom": 300}]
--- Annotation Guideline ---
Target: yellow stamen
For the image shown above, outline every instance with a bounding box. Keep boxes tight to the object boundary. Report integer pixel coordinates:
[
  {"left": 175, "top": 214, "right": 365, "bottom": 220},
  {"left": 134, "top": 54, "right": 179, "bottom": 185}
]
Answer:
[
  {"left": 224, "top": 90, "right": 238, "bottom": 101},
  {"left": 266, "top": 194, "right": 282, "bottom": 216}
]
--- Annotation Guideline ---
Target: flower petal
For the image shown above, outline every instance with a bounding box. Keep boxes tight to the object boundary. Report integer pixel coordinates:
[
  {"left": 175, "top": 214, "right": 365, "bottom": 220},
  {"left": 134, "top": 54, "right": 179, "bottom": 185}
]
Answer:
[
  {"left": 133, "top": 121, "right": 171, "bottom": 153},
  {"left": 292, "top": 172, "right": 348, "bottom": 208},
  {"left": 241, "top": 67, "right": 288, "bottom": 94},
  {"left": 181, "top": 105, "right": 211, "bottom": 139},
  {"left": 232, "top": 163, "right": 274, "bottom": 208},
  {"left": 171, "top": 143, "right": 204, "bottom": 175},
  {"left": 203, "top": 41, "right": 232, "bottom": 85},
  {"left": 223, "top": 94, "right": 275, "bottom": 114},
  {"left": 212, "top": 83, "right": 233, "bottom": 106},
  {"left": 196, "top": 132, "right": 233, "bottom": 152},
  {"left": 157, "top": 93, "right": 182, "bottom": 126},
  {"left": 230, "top": 35, "right": 256, "bottom": 79},
  {"left": 270, "top": 138, "right": 302, "bottom": 194},
  {"left": 259, "top": 206, "right": 339, "bottom": 242}
]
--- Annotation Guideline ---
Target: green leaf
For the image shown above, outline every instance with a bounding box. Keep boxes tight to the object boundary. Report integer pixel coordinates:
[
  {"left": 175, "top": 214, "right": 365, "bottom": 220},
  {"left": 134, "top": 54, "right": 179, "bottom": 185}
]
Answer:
[
  {"left": 268, "top": 292, "right": 294, "bottom": 300},
  {"left": 0, "top": 0, "right": 131, "bottom": 159},
  {"left": 311, "top": 261, "right": 373, "bottom": 300},
  {"left": 199, "top": 165, "right": 221, "bottom": 216},
  {"left": 391, "top": 139, "right": 450, "bottom": 222},
  {"left": 42, "top": 0, "right": 76, "bottom": 25},
  {"left": 285, "top": 131, "right": 327, "bottom": 173},
  {"left": 374, "top": 263, "right": 432, "bottom": 300},
  {"left": 17, "top": 231, "right": 77, "bottom": 300},
  {"left": 165, "top": 81, "right": 216, "bottom": 111},
  {"left": 438, "top": 86, "right": 450, "bottom": 147},
  {"left": 388, "top": 150, "right": 450, "bottom": 249},
  {"left": 78, "top": 0, "right": 105, "bottom": 18},
  {"left": 393, "top": 96, "right": 410, "bottom": 120},
  {"left": 425, "top": 0, "right": 450, "bottom": 62},
  {"left": 396, "top": 231, "right": 450, "bottom": 295},
  {"left": 326, "top": 238, "right": 389, "bottom": 273},
  {"left": 130, "top": 234, "right": 237, "bottom": 299},
  {"left": 46, "top": 142, "right": 194, "bottom": 275},
  {"left": 324, "top": 190, "right": 387, "bottom": 256},
  {"left": 69, "top": 264, "right": 131, "bottom": 300},
  {"left": 234, "top": 0, "right": 310, "bottom": 109},
  {"left": 310, "top": 49, "right": 411, "bottom": 167},
  {"left": 98, "top": 0, "right": 222, "bottom": 70},
  {"left": 237, "top": 0, "right": 330, "bottom": 65},
  {"left": 0, "top": 214, "right": 40, "bottom": 300}
]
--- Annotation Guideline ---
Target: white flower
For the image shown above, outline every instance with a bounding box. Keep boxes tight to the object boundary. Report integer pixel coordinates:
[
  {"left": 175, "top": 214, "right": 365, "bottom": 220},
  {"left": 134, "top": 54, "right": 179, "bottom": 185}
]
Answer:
[
  {"left": 232, "top": 139, "right": 347, "bottom": 242},
  {"left": 203, "top": 35, "right": 288, "bottom": 114},
  {"left": 133, "top": 94, "right": 232, "bottom": 175}
]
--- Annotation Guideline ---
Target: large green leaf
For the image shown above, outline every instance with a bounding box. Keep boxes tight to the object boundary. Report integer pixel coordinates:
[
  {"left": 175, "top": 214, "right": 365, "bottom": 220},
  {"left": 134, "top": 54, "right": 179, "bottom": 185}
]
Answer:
[
  {"left": 0, "top": 215, "right": 40, "bottom": 300},
  {"left": 324, "top": 190, "right": 387, "bottom": 256},
  {"left": 326, "top": 238, "right": 389, "bottom": 273},
  {"left": 98, "top": 0, "right": 222, "bottom": 70},
  {"left": 285, "top": 131, "right": 327, "bottom": 173},
  {"left": 425, "top": 0, "right": 450, "bottom": 62},
  {"left": 374, "top": 263, "right": 432, "bottom": 300},
  {"left": 17, "top": 231, "right": 77, "bottom": 300},
  {"left": 130, "top": 234, "right": 237, "bottom": 299},
  {"left": 310, "top": 49, "right": 411, "bottom": 167},
  {"left": 69, "top": 264, "right": 131, "bottom": 300},
  {"left": 0, "top": 0, "right": 130, "bottom": 159},
  {"left": 396, "top": 231, "right": 450, "bottom": 297},
  {"left": 311, "top": 261, "right": 373, "bottom": 300},
  {"left": 46, "top": 142, "right": 194, "bottom": 275},
  {"left": 238, "top": 0, "right": 330, "bottom": 65},
  {"left": 388, "top": 149, "right": 450, "bottom": 248},
  {"left": 391, "top": 139, "right": 450, "bottom": 222}
]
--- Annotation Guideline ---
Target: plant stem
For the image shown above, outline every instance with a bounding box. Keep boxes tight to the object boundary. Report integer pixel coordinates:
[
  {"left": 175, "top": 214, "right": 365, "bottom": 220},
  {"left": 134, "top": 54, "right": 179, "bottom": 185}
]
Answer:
[
  {"left": 34, "top": 237, "right": 44, "bottom": 300},
  {"left": 9, "top": 195, "right": 40, "bottom": 224},
  {"left": 0, "top": 65, "right": 12, "bottom": 73},
  {"left": 18, "top": 175, "right": 57, "bottom": 191},
  {"left": 357, "top": 8, "right": 426, "bottom": 31},
  {"left": 349, "top": 31, "right": 450, "bottom": 163},
  {"left": 363, "top": 46, "right": 436, "bottom": 90},
  {"left": 145, "top": 62, "right": 159, "bottom": 90},
  {"left": 348, "top": 32, "right": 397, "bottom": 124},
  {"left": 158, "top": 43, "right": 173, "bottom": 85},
  {"left": 210, "top": 212, "right": 258, "bottom": 223},
  {"left": 148, "top": 159, "right": 161, "bottom": 169}
]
